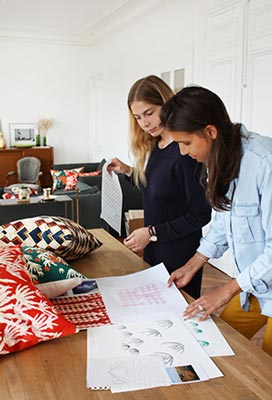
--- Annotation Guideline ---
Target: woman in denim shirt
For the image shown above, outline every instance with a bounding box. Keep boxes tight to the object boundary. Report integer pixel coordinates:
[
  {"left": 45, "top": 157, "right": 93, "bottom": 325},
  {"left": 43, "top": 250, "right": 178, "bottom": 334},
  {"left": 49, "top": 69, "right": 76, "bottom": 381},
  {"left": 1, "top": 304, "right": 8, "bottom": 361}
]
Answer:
[{"left": 162, "top": 86, "right": 272, "bottom": 356}]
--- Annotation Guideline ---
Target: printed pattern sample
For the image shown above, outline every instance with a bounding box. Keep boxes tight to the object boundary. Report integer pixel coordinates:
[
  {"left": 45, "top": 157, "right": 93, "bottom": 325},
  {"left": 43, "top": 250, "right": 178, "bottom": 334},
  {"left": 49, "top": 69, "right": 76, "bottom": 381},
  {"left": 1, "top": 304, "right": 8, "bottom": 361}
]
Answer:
[
  {"left": 116, "top": 284, "right": 167, "bottom": 307},
  {"left": 52, "top": 292, "right": 111, "bottom": 330}
]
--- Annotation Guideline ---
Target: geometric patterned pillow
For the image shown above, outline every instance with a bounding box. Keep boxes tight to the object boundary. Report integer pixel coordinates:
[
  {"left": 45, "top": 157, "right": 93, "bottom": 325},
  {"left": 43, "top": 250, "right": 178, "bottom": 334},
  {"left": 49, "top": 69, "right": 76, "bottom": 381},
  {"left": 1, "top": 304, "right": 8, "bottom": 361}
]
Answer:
[
  {"left": 0, "top": 216, "right": 102, "bottom": 261},
  {"left": 0, "top": 245, "right": 76, "bottom": 355},
  {"left": 50, "top": 167, "right": 84, "bottom": 191},
  {"left": 22, "top": 246, "right": 87, "bottom": 284}
]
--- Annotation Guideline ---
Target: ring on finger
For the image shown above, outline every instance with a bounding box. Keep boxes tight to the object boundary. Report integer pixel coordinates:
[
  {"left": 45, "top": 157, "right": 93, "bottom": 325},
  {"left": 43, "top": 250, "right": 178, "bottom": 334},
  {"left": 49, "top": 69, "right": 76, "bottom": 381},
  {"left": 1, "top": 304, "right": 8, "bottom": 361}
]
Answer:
[{"left": 198, "top": 304, "right": 205, "bottom": 312}]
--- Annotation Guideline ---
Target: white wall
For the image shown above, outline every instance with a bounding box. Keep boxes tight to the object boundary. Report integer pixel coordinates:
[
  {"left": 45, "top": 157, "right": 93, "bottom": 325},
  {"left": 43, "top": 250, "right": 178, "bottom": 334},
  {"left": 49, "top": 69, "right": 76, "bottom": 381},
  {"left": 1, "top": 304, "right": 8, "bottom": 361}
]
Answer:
[
  {"left": 0, "top": 41, "right": 91, "bottom": 163},
  {"left": 0, "top": 1, "right": 197, "bottom": 164},
  {"left": 86, "top": 1, "right": 197, "bottom": 163}
]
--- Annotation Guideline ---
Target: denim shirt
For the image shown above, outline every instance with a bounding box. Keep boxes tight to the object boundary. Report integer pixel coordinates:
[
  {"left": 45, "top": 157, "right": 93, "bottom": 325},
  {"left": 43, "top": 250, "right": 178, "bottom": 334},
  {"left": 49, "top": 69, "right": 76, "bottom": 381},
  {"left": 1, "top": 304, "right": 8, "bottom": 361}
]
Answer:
[{"left": 198, "top": 125, "right": 272, "bottom": 316}]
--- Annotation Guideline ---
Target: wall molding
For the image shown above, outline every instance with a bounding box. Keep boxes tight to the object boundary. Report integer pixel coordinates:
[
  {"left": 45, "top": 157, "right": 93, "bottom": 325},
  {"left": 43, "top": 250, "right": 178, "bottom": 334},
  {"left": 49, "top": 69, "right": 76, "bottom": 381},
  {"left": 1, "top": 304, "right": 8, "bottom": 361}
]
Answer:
[{"left": 0, "top": 0, "right": 174, "bottom": 47}]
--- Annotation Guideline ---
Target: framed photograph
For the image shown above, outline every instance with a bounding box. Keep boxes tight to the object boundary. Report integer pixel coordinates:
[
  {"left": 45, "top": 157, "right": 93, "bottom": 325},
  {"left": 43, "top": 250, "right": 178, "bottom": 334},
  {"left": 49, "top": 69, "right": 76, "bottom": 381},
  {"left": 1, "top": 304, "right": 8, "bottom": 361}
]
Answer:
[{"left": 9, "top": 123, "right": 38, "bottom": 147}]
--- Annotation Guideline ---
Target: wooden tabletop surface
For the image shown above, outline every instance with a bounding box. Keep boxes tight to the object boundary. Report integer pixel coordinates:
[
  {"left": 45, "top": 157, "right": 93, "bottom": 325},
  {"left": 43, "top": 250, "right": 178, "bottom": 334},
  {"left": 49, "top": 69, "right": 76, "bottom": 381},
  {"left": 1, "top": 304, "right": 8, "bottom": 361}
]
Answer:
[{"left": 1, "top": 228, "right": 272, "bottom": 400}]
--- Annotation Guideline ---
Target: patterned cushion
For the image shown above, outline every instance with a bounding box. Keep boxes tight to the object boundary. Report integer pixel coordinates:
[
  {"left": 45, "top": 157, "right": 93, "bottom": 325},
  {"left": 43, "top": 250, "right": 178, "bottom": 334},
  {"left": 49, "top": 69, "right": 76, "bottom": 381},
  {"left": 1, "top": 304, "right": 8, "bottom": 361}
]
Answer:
[
  {"left": 0, "top": 246, "right": 76, "bottom": 355},
  {"left": 0, "top": 216, "right": 102, "bottom": 261},
  {"left": 22, "top": 246, "right": 87, "bottom": 284},
  {"left": 64, "top": 170, "right": 102, "bottom": 191},
  {"left": 50, "top": 167, "right": 84, "bottom": 191}
]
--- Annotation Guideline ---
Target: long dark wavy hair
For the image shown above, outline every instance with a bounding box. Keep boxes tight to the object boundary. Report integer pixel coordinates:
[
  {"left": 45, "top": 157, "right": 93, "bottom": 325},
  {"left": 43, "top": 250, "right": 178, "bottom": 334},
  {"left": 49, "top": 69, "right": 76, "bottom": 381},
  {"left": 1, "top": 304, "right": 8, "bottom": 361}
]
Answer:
[{"left": 160, "top": 86, "right": 242, "bottom": 211}]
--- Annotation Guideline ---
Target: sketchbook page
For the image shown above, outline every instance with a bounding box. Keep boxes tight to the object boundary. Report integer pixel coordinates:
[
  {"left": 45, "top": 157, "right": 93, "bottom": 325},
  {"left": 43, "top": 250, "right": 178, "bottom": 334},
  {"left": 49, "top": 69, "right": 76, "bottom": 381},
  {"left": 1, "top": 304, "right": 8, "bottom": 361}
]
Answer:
[
  {"left": 87, "top": 313, "right": 223, "bottom": 380},
  {"left": 182, "top": 315, "right": 234, "bottom": 357},
  {"left": 96, "top": 263, "right": 188, "bottom": 323},
  {"left": 87, "top": 356, "right": 171, "bottom": 392},
  {"left": 100, "top": 159, "right": 123, "bottom": 235}
]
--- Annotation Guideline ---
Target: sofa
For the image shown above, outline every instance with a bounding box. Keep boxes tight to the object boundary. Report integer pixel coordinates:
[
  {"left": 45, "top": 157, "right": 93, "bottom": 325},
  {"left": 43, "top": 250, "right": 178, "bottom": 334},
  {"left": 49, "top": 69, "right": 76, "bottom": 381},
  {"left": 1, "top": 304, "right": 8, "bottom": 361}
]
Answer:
[{"left": 51, "top": 160, "right": 143, "bottom": 235}]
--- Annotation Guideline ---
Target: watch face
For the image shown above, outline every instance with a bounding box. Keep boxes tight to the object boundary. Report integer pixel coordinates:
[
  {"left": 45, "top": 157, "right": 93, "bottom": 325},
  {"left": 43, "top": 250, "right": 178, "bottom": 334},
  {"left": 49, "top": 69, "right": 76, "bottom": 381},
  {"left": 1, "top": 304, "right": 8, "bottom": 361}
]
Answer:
[{"left": 150, "top": 235, "right": 158, "bottom": 242}]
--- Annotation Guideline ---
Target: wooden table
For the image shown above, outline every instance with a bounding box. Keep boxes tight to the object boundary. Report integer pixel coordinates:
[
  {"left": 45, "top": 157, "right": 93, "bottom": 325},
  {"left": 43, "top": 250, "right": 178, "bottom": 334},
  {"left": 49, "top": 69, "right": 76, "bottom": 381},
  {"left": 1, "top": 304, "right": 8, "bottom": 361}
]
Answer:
[{"left": 1, "top": 228, "right": 272, "bottom": 400}]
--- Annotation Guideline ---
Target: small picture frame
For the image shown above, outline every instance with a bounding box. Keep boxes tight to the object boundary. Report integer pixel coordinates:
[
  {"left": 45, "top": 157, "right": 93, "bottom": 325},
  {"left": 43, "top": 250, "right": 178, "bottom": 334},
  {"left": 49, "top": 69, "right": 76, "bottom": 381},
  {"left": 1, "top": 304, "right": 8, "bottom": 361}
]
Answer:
[{"left": 9, "top": 123, "right": 38, "bottom": 147}]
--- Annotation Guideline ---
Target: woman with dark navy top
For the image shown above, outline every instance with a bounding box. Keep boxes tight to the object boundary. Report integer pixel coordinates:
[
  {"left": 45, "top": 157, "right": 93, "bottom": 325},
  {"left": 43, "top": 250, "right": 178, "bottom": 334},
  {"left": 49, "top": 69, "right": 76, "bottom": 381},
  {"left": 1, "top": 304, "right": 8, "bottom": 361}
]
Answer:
[{"left": 108, "top": 75, "right": 211, "bottom": 298}]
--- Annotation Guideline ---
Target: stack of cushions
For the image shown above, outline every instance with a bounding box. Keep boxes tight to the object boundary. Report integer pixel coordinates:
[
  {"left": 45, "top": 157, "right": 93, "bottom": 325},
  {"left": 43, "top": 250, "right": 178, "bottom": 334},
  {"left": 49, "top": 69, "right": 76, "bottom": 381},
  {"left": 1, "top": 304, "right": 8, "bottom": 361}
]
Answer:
[
  {"left": 0, "top": 245, "right": 77, "bottom": 355},
  {"left": 50, "top": 166, "right": 102, "bottom": 192},
  {"left": 0, "top": 216, "right": 102, "bottom": 261}
]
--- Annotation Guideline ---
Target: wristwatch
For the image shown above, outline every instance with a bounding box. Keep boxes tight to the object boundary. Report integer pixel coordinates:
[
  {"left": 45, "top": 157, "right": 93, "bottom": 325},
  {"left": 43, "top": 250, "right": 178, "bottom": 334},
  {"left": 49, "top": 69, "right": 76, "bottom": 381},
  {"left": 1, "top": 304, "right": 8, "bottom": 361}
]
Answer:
[{"left": 148, "top": 225, "right": 158, "bottom": 242}]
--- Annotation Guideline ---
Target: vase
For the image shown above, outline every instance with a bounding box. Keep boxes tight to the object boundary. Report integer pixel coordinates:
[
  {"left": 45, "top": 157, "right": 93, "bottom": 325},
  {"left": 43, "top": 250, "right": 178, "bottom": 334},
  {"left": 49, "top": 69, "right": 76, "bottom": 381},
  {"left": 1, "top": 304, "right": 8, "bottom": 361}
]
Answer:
[
  {"left": 0, "top": 132, "right": 6, "bottom": 149},
  {"left": 36, "top": 133, "right": 41, "bottom": 146},
  {"left": 42, "top": 135, "right": 47, "bottom": 146}
]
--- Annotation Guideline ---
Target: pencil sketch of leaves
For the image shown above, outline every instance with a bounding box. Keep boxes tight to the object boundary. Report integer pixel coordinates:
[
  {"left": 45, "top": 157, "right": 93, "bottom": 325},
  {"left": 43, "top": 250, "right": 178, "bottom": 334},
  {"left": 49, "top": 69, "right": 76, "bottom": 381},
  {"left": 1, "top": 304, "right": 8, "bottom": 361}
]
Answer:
[
  {"left": 129, "top": 347, "right": 140, "bottom": 355},
  {"left": 118, "top": 325, "right": 127, "bottom": 330},
  {"left": 141, "top": 328, "right": 162, "bottom": 337},
  {"left": 150, "top": 352, "right": 174, "bottom": 366},
  {"left": 129, "top": 338, "right": 144, "bottom": 346},
  {"left": 121, "top": 343, "right": 140, "bottom": 355},
  {"left": 157, "top": 319, "right": 173, "bottom": 329},
  {"left": 162, "top": 341, "right": 185, "bottom": 354},
  {"left": 122, "top": 331, "right": 133, "bottom": 338},
  {"left": 121, "top": 343, "right": 130, "bottom": 351}
]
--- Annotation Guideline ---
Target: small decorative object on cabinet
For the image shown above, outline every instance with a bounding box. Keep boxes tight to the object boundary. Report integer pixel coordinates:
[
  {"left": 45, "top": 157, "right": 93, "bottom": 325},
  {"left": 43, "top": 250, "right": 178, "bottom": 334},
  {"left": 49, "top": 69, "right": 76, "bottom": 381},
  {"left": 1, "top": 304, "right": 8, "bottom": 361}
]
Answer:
[
  {"left": 35, "top": 133, "right": 41, "bottom": 146},
  {"left": 38, "top": 118, "right": 53, "bottom": 146},
  {"left": 0, "top": 132, "right": 6, "bottom": 149},
  {"left": 9, "top": 123, "right": 37, "bottom": 148}
]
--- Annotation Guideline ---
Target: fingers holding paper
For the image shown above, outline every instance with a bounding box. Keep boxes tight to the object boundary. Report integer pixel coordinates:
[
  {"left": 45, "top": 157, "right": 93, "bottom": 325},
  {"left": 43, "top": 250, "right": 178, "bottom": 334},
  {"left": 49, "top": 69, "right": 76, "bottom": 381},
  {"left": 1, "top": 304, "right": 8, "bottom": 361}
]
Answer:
[
  {"left": 107, "top": 157, "right": 132, "bottom": 176},
  {"left": 123, "top": 227, "right": 150, "bottom": 252}
]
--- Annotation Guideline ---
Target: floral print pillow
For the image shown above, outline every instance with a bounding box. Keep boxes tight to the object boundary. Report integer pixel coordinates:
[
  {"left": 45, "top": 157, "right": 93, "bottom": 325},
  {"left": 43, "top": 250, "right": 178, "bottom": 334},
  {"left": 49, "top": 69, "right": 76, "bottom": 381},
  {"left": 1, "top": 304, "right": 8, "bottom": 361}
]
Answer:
[
  {"left": 22, "top": 246, "right": 86, "bottom": 284},
  {"left": 0, "top": 246, "right": 76, "bottom": 355}
]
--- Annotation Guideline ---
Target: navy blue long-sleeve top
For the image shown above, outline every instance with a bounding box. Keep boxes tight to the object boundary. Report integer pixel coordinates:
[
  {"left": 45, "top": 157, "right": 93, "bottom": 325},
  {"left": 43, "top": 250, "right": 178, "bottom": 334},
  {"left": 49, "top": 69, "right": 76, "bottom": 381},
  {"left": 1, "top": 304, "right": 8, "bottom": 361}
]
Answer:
[{"left": 142, "top": 141, "right": 211, "bottom": 273}]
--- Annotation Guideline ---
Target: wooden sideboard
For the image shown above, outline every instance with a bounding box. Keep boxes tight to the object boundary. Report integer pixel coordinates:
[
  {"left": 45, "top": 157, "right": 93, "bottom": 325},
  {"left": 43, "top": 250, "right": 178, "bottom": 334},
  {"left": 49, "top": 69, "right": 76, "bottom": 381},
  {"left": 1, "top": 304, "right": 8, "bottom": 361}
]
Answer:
[{"left": 0, "top": 146, "right": 54, "bottom": 188}]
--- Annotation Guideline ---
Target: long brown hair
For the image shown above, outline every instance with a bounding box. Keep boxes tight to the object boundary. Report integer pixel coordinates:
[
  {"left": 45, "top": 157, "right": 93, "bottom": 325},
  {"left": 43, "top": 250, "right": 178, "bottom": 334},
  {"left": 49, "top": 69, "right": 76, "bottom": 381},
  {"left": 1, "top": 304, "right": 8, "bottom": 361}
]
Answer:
[
  {"left": 160, "top": 86, "right": 242, "bottom": 211},
  {"left": 127, "top": 75, "right": 173, "bottom": 186}
]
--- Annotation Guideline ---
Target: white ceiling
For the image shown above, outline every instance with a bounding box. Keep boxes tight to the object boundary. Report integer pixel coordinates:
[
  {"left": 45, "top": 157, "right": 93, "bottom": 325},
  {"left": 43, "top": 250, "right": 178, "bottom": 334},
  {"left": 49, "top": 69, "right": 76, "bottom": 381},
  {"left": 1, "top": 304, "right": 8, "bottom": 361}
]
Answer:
[{"left": 0, "top": 0, "right": 172, "bottom": 46}]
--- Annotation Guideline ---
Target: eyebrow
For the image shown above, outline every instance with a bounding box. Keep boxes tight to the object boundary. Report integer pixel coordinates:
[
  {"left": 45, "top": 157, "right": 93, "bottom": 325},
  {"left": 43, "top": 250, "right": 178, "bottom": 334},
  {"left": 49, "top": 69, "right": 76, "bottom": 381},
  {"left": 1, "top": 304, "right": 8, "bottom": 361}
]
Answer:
[{"left": 132, "top": 107, "right": 154, "bottom": 117}]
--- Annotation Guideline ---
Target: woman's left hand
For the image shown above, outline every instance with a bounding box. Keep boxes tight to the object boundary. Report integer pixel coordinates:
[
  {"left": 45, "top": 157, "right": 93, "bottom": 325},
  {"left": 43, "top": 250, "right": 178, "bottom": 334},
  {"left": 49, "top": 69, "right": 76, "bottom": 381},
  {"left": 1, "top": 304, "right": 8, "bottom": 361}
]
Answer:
[
  {"left": 123, "top": 227, "right": 150, "bottom": 252},
  {"left": 183, "top": 279, "right": 242, "bottom": 321}
]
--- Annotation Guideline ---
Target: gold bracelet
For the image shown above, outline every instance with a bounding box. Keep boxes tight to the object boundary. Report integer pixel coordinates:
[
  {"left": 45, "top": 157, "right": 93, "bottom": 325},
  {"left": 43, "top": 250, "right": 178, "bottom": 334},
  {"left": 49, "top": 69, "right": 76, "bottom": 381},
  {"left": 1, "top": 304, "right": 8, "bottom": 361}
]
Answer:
[{"left": 195, "top": 253, "right": 208, "bottom": 264}]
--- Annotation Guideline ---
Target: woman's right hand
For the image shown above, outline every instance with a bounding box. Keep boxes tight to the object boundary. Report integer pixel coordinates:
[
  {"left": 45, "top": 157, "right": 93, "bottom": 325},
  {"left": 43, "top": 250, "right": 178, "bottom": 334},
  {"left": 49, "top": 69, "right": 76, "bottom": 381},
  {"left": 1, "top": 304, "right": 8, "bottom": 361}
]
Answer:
[
  {"left": 167, "top": 264, "right": 197, "bottom": 289},
  {"left": 107, "top": 157, "right": 132, "bottom": 176}
]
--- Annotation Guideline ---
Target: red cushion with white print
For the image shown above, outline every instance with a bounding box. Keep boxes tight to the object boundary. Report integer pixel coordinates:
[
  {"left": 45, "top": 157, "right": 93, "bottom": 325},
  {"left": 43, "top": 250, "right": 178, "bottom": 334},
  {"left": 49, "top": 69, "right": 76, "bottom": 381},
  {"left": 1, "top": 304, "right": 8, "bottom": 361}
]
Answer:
[
  {"left": 64, "top": 170, "right": 102, "bottom": 191},
  {"left": 0, "top": 245, "right": 77, "bottom": 355}
]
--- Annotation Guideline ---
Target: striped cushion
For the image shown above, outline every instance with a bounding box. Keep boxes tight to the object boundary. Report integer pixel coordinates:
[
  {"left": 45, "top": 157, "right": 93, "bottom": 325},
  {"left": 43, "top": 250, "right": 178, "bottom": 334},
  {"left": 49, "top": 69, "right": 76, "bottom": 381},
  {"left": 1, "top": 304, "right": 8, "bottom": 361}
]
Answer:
[{"left": 0, "top": 216, "right": 102, "bottom": 261}]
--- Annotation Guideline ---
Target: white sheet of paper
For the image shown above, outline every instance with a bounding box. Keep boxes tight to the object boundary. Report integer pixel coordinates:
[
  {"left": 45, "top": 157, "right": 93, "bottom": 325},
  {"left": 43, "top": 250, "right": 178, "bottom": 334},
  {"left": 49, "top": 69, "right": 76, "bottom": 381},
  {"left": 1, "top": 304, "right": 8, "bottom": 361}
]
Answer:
[
  {"left": 100, "top": 159, "right": 123, "bottom": 235},
  {"left": 96, "top": 263, "right": 234, "bottom": 357},
  {"left": 96, "top": 263, "right": 188, "bottom": 323},
  {"left": 87, "top": 356, "right": 171, "bottom": 392},
  {"left": 183, "top": 316, "right": 234, "bottom": 357},
  {"left": 87, "top": 313, "right": 223, "bottom": 382}
]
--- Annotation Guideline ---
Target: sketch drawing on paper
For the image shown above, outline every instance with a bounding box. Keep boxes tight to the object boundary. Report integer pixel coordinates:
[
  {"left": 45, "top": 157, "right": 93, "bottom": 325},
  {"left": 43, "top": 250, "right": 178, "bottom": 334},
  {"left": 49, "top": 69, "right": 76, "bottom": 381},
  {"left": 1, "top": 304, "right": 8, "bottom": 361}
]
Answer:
[
  {"left": 157, "top": 319, "right": 174, "bottom": 329},
  {"left": 142, "top": 328, "right": 162, "bottom": 338},
  {"left": 162, "top": 342, "right": 185, "bottom": 354},
  {"left": 151, "top": 352, "right": 174, "bottom": 366},
  {"left": 121, "top": 343, "right": 140, "bottom": 355}
]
